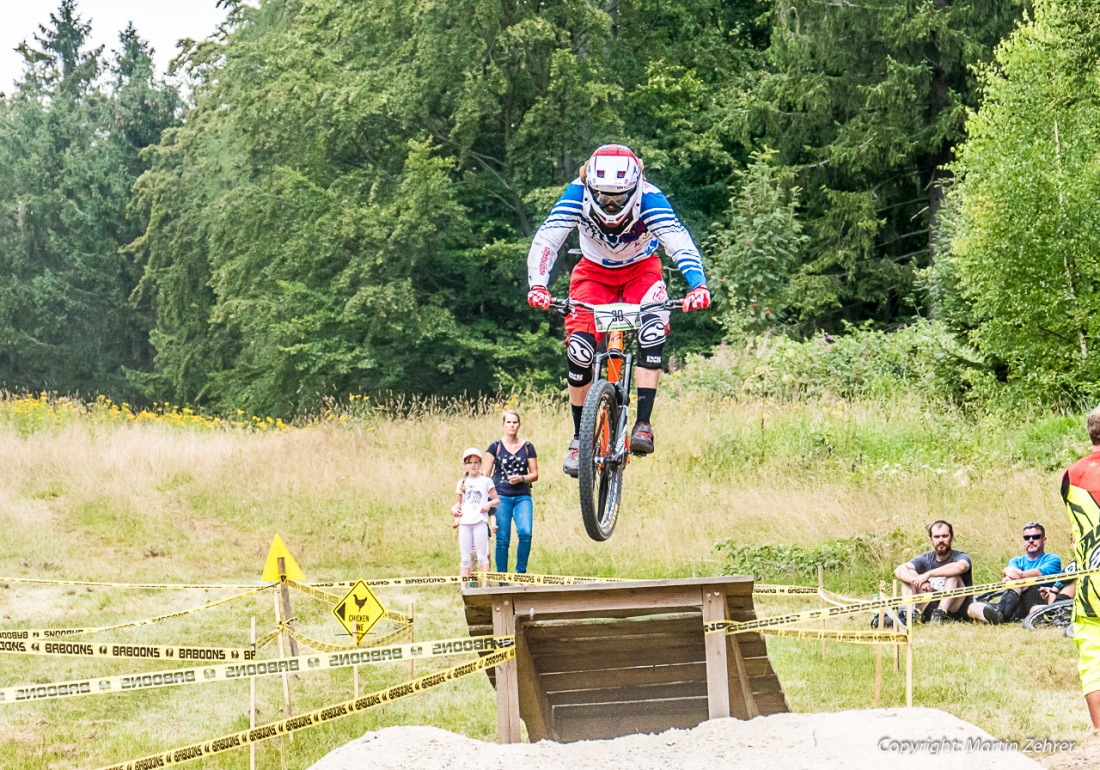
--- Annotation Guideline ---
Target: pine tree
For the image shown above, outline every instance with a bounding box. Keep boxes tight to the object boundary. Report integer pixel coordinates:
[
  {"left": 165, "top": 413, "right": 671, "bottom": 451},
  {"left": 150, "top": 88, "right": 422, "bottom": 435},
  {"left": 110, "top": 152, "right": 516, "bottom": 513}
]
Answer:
[{"left": 736, "top": 0, "right": 1027, "bottom": 332}]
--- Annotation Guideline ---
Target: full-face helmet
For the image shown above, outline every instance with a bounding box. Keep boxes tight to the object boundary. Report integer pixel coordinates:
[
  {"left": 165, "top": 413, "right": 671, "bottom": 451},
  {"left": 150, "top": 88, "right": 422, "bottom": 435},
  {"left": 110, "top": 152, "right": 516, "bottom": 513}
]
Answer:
[{"left": 582, "top": 144, "right": 643, "bottom": 232}]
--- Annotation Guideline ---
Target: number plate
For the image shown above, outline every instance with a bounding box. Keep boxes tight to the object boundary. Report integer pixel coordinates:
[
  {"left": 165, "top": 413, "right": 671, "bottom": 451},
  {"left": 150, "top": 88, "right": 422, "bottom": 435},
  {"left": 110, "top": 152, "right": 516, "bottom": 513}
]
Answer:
[{"left": 592, "top": 303, "right": 641, "bottom": 333}]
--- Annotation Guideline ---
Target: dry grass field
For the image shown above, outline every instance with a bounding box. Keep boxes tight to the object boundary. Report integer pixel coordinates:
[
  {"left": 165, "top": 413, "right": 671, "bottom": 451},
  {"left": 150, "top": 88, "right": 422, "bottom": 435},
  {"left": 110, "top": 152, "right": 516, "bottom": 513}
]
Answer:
[{"left": 0, "top": 391, "right": 1091, "bottom": 768}]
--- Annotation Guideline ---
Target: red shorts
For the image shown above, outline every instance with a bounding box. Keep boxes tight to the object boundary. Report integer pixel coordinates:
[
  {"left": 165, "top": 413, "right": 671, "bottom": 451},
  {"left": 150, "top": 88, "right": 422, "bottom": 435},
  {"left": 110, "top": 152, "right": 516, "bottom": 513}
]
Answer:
[{"left": 565, "top": 257, "right": 668, "bottom": 335}]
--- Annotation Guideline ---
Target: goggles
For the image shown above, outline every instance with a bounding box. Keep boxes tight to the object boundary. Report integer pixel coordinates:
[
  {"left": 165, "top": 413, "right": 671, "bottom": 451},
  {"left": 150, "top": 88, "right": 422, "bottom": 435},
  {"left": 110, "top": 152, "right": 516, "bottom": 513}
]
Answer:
[{"left": 590, "top": 187, "right": 634, "bottom": 214}]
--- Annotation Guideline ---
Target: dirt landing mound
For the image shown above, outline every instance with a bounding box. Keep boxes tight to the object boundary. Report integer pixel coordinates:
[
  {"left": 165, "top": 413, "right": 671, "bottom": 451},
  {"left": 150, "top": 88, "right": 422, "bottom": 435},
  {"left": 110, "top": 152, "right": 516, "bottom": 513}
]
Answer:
[{"left": 307, "top": 708, "right": 1047, "bottom": 770}]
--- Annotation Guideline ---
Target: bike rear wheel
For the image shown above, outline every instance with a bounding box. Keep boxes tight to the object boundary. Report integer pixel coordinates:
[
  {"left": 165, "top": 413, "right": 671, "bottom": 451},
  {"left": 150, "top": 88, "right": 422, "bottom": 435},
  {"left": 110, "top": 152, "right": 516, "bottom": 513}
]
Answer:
[
  {"left": 1022, "top": 599, "right": 1074, "bottom": 631},
  {"left": 578, "top": 380, "right": 624, "bottom": 541}
]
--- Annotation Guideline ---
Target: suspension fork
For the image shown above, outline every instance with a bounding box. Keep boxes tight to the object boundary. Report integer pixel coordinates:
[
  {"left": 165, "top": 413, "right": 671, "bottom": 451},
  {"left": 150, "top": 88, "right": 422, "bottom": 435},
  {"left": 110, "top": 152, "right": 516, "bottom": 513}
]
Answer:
[{"left": 594, "top": 333, "right": 633, "bottom": 463}]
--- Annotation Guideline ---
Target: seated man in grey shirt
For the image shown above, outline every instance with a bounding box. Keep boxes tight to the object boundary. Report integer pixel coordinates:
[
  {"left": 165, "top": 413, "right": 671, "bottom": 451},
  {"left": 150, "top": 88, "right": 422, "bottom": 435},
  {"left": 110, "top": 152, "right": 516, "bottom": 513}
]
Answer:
[{"left": 894, "top": 520, "right": 984, "bottom": 624}]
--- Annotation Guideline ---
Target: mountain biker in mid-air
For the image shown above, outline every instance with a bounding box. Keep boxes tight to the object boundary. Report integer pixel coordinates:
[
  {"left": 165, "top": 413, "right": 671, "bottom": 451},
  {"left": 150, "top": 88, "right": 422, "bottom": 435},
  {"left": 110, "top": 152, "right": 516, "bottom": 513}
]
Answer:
[{"left": 526, "top": 144, "right": 710, "bottom": 477}]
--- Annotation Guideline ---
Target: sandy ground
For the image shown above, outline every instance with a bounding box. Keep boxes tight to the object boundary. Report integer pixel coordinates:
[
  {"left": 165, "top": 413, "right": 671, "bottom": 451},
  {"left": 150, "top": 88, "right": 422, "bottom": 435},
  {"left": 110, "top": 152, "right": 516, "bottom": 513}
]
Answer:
[{"left": 305, "top": 708, "right": 1088, "bottom": 770}]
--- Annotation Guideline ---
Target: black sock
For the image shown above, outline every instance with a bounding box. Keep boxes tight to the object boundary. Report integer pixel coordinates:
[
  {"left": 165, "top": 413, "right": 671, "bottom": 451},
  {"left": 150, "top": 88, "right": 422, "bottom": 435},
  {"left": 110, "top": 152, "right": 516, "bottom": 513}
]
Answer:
[
  {"left": 636, "top": 387, "right": 656, "bottom": 424},
  {"left": 571, "top": 404, "right": 583, "bottom": 438}
]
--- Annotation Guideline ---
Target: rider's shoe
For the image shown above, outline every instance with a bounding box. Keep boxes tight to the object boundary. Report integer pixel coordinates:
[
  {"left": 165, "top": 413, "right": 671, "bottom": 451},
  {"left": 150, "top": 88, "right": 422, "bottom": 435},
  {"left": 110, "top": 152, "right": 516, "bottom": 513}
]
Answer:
[
  {"left": 630, "top": 421, "right": 655, "bottom": 455},
  {"left": 562, "top": 438, "right": 580, "bottom": 478}
]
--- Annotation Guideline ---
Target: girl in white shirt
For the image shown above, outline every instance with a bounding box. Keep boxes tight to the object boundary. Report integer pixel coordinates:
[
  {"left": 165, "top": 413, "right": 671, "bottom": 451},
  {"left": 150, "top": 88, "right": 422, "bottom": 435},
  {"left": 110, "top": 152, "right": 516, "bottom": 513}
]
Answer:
[{"left": 452, "top": 447, "right": 499, "bottom": 587}]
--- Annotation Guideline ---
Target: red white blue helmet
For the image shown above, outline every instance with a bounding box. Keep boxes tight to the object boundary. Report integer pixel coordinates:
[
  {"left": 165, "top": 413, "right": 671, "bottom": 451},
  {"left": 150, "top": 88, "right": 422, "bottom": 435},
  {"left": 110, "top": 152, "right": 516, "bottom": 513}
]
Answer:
[{"left": 582, "top": 144, "right": 644, "bottom": 231}]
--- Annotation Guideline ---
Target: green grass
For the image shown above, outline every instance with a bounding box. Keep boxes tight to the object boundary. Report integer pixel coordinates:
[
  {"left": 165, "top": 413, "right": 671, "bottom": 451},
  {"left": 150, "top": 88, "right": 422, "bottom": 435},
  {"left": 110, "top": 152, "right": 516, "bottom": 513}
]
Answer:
[{"left": 0, "top": 392, "right": 1093, "bottom": 768}]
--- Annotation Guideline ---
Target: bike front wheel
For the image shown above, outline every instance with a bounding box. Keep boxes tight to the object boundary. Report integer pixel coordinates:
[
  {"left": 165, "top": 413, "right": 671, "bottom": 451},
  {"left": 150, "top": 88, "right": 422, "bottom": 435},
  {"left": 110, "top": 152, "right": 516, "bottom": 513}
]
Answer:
[{"left": 578, "top": 380, "right": 624, "bottom": 541}]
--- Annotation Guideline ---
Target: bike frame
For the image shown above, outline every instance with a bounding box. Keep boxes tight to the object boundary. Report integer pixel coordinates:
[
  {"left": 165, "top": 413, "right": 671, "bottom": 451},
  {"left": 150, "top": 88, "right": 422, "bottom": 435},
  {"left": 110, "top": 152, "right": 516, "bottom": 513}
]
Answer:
[{"left": 594, "top": 334, "right": 632, "bottom": 469}]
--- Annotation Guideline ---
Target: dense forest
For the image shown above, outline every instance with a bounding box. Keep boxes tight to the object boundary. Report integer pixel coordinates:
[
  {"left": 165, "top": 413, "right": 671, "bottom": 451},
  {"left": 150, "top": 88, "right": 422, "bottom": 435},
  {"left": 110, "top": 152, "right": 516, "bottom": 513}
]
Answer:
[{"left": 0, "top": 0, "right": 1097, "bottom": 415}]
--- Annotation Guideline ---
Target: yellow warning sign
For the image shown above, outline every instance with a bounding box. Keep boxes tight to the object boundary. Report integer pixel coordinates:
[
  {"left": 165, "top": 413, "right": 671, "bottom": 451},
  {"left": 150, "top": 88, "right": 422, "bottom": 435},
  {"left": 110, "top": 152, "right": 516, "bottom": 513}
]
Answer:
[
  {"left": 332, "top": 580, "right": 386, "bottom": 644},
  {"left": 261, "top": 534, "right": 305, "bottom": 582}
]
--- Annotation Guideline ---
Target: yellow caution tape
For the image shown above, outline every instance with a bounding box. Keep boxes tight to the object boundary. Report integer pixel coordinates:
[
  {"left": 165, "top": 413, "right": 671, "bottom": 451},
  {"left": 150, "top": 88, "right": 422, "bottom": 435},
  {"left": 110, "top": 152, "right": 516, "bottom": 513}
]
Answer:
[
  {"left": 308, "top": 571, "right": 627, "bottom": 589},
  {"left": 0, "top": 577, "right": 273, "bottom": 590},
  {"left": 752, "top": 584, "right": 821, "bottom": 595},
  {"left": 286, "top": 623, "right": 411, "bottom": 654},
  {"left": 761, "top": 627, "right": 909, "bottom": 644},
  {"left": 817, "top": 588, "right": 866, "bottom": 606},
  {"left": 706, "top": 566, "right": 1096, "bottom": 635},
  {"left": 0, "top": 637, "right": 267, "bottom": 662},
  {"left": 0, "top": 635, "right": 514, "bottom": 705},
  {"left": 94, "top": 647, "right": 516, "bottom": 770},
  {"left": 0, "top": 585, "right": 275, "bottom": 640},
  {"left": 0, "top": 571, "right": 627, "bottom": 593},
  {"left": 284, "top": 579, "right": 341, "bottom": 603}
]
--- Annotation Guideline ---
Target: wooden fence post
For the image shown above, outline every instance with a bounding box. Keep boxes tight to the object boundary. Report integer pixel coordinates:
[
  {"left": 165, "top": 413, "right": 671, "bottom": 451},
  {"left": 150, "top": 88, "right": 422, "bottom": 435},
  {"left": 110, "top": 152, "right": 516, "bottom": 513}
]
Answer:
[
  {"left": 273, "top": 593, "right": 294, "bottom": 734},
  {"left": 250, "top": 616, "right": 257, "bottom": 770},
  {"left": 277, "top": 557, "right": 298, "bottom": 657}
]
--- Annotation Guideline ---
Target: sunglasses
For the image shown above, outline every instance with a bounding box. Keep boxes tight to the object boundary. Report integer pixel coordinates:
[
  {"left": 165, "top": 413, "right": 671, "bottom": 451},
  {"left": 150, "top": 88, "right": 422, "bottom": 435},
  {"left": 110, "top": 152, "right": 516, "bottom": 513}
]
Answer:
[{"left": 1023, "top": 534, "right": 1043, "bottom": 541}]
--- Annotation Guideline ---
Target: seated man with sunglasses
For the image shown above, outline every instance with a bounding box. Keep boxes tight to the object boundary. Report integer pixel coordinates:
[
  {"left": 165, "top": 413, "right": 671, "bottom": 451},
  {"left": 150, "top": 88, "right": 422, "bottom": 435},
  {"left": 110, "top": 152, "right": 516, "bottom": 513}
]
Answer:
[
  {"left": 526, "top": 144, "right": 710, "bottom": 477},
  {"left": 973, "top": 522, "right": 1063, "bottom": 625}
]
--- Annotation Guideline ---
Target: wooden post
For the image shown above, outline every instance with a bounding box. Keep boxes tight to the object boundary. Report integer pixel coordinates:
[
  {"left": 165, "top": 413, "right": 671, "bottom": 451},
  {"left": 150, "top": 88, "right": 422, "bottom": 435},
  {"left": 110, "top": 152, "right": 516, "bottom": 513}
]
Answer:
[
  {"left": 892, "top": 579, "right": 900, "bottom": 674},
  {"left": 905, "top": 599, "right": 913, "bottom": 708},
  {"left": 353, "top": 621, "right": 359, "bottom": 698},
  {"left": 273, "top": 593, "right": 294, "bottom": 731},
  {"left": 874, "top": 580, "right": 884, "bottom": 707},
  {"left": 250, "top": 616, "right": 256, "bottom": 770},
  {"left": 818, "top": 565, "right": 826, "bottom": 660},
  {"left": 405, "top": 602, "right": 415, "bottom": 681},
  {"left": 277, "top": 557, "right": 299, "bottom": 657},
  {"left": 492, "top": 597, "right": 521, "bottom": 743},
  {"left": 702, "top": 590, "right": 732, "bottom": 719}
]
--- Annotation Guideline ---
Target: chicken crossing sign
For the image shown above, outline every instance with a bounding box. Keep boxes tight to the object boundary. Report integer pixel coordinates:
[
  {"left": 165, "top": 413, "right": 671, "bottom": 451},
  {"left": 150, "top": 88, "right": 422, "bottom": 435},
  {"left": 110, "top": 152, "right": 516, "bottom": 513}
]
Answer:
[{"left": 332, "top": 580, "right": 386, "bottom": 644}]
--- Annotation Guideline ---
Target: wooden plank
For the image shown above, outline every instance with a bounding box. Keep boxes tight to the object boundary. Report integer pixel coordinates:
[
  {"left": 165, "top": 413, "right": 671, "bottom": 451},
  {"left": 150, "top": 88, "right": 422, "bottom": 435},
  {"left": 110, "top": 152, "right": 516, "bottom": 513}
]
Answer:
[
  {"left": 748, "top": 677, "right": 786, "bottom": 696},
  {"left": 742, "top": 658, "right": 773, "bottom": 678},
  {"left": 514, "top": 619, "right": 555, "bottom": 742},
  {"left": 547, "top": 681, "right": 707, "bottom": 707},
  {"left": 701, "top": 588, "right": 731, "bottom": 719},
  {"left": 512, "top": 585, "right": 705, "bottom": 617},
  {"left": 528, "top": 633, "right": 699, "bottom": 655},
  {"left": 736, "top": 638, "right": 768, "bottom": 659},
  {"left": 533, "top": 644, "right": 704, "bottom": 672},
  {"left": 465, "top": 576, "right": 753, "bottom": 602},
  {"left": 554, "top": 695, "right": 709, "bottom": 720},
  {"left": 754, "top": 692, "right": 789, "bottom": 714},
  {"left": 726, "top": 632, "right": 757, "bottom": 719},
  {"left": 524, "top": 615, "right": 700, "bottom": 642},
  {"left": 492, "top": 597, "right": 521, "bottom": 744},
  {"left": 541, "top": 662, "right": 706, "bottom": 692}
]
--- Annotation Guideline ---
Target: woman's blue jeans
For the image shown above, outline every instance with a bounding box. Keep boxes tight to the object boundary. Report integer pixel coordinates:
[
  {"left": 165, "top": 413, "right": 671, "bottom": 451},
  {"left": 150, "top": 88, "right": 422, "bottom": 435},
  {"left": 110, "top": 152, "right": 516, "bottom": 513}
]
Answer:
[{"left": 494, "top": 495, "right": 533, "bottom": 573}]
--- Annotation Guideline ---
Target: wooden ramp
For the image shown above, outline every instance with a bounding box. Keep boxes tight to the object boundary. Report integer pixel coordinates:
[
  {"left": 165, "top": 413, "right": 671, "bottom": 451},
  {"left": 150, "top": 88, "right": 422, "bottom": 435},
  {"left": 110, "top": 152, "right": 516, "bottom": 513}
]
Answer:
[{"left": 463, "top": 577, "right": 788, "bottom": 743}]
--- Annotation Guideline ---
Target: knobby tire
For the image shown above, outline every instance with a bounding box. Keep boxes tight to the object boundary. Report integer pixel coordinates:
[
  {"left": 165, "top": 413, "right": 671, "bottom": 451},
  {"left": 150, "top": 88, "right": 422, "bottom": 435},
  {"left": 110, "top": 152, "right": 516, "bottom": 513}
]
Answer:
[
  {"left": 1022, "top": 599, "right": 1074, "bottom": 631},
  {"left": 578, "top": 380, "right": 623, "bottom": 541}
]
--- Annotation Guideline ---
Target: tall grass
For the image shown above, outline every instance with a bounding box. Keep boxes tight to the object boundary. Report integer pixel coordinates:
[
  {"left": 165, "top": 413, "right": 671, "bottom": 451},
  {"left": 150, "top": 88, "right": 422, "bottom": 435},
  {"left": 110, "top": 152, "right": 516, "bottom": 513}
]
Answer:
[{"left": 0, "top": 390, "right": 1091, "bottom": 768}]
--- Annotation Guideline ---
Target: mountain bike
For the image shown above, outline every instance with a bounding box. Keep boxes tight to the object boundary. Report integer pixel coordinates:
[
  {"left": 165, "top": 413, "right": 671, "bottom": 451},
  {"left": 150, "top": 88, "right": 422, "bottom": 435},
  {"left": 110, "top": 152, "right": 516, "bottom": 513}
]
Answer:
[{"left": 550, "top": 296, "right": 684, "bottom": 541}]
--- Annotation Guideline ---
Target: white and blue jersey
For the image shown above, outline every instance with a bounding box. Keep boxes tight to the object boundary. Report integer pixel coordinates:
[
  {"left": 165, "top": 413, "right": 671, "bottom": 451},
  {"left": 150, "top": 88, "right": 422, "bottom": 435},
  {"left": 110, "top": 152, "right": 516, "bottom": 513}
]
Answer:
[{"left": 527, "top": 179, "right": 706, "bottom": 290}]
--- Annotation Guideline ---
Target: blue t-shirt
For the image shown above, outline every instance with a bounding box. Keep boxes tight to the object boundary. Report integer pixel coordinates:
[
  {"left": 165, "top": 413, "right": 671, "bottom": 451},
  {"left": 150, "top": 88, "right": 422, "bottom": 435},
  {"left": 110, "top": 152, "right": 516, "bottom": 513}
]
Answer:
[
  {"left": 1008, "top": 552, "right": 1062, "bottom": 588},
  {"left": 487, "top": 440, "right": 537, "bottom": 497}
]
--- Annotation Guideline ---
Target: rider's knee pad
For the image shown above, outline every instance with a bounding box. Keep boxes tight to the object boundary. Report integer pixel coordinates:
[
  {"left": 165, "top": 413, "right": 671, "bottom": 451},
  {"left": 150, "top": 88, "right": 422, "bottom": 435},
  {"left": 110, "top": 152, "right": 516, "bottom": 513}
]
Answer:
[
  {"left": 637, "top": 315, "right": 667, "bottom": 370},
  {"left": 566, "top": 331, "right": 596, "bottom": 386}
]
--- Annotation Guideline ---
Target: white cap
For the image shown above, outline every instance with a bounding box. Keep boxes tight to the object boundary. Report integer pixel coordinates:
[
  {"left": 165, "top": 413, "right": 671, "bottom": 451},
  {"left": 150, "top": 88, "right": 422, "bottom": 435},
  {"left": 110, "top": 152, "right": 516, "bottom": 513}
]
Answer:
[{"left": 462, "top": 447, "right": 482, "bottom": 462}]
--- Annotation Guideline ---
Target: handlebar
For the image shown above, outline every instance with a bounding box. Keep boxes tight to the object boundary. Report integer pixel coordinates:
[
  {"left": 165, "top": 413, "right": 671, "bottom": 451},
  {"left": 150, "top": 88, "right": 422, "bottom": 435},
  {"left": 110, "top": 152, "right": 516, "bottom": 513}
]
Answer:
[{"left": 548, "top": 297, "right": 685, "bottom": 315}]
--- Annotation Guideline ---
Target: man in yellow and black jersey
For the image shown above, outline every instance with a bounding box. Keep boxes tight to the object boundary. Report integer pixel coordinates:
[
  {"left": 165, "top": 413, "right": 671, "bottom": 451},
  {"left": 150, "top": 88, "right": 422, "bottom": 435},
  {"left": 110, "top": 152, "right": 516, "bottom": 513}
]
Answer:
[{"left": 1060, "top": 405, "right": 1100, "bottom": 728}]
